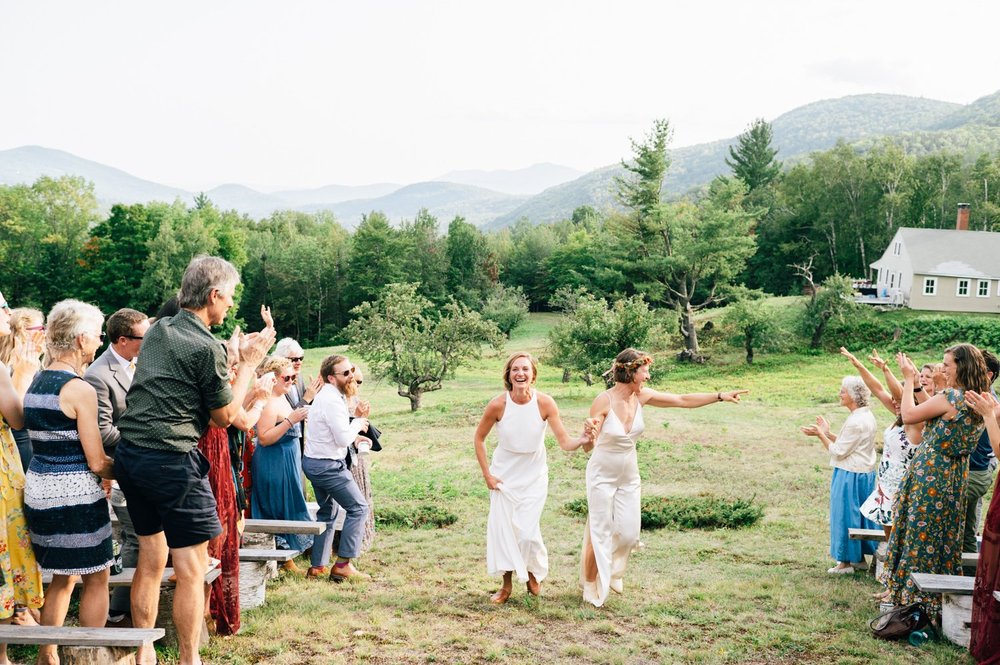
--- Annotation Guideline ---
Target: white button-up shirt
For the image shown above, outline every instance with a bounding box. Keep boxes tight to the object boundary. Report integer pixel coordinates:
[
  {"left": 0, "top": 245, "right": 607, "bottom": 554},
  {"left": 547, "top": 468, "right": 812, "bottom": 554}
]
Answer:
[{"left": 303, "top": 384, "right": 365, "bottom": 461}]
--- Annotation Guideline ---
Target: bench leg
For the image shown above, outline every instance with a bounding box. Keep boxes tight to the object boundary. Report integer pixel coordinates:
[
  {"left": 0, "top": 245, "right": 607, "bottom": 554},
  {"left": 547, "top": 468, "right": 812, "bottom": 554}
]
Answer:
[
  {"left": 239, "top": 560, "right": 268, "bottom": 610},
  {"left": 941, "top": 593, "right": 972, "bottom": 648},
  {"left": 60, "top": 645, "right": 137, "bottom": 665},
  {"left": 242, "top": 533, "right": 278, "bottom": 580}
]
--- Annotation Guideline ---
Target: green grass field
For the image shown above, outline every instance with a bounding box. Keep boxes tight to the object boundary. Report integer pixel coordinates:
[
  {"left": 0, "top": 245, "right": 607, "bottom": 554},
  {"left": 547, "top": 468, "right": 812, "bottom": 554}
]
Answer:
[{"left": 187, "top": 312, "right": 984, "bottom": 664}]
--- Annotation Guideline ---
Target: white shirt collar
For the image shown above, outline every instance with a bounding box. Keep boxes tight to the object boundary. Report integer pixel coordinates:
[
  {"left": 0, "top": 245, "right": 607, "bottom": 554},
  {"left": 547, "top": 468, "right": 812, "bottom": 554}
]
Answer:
[{"left": 109, "top": 346, "right": 135, "bottom": 371}]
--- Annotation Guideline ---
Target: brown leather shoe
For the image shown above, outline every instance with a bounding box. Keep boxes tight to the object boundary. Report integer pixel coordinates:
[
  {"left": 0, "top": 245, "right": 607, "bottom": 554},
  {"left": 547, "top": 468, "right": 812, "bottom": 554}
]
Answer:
[
  {"left": 329, "top": 562, "right": 371, "bottom": 583},
  {"left": 281, "top": 559, "right": 301, "bottom": 574},
  {"left": 306, "top": 566, "right": 328, "bottom": 578},
  {"left": 490, "top": 586, "right": 512, "bottom": 604},
  {"left": 526, "top": 574, "right": 541, "bottom": 596}
]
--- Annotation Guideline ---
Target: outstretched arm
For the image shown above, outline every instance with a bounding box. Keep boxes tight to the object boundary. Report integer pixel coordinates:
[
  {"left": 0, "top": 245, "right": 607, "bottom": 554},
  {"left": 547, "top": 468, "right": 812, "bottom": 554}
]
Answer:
[
  {"left": 840, "top": 347, "right": 894, "bottom": 414},
  {"left": 642, "top": 388, "right": 748, "bottom": 408}
]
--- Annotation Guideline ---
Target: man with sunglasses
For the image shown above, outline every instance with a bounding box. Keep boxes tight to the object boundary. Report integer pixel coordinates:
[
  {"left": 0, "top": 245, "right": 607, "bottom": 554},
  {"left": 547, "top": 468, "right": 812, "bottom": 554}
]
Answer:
[
  {"left": 84, "top": 307, "right": 149, "bottom": 628},
  {"left": 302, "top": 355, "right": 371, "bottom": 582}
]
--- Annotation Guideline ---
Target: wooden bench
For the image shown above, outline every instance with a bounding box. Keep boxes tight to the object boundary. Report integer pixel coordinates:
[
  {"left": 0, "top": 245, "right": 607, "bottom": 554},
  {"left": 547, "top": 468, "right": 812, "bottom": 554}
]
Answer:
[
  {"left": 848, "top": 528, "right": 887, "bottom": 542},
  {"left": 911, "top": 573, "right": 974, "bottom": 647},
  {"left": 238, "top": 548, "right": 301, "bottom": 609},
  {"left": 0, "top": 625, "right": 164, "bottom": 665},
  {"left": 42, "top": 567, "right": 221, "bottom": 587},
  {"left": 243, "top": 518, "right": 326, "bottom": 536}
]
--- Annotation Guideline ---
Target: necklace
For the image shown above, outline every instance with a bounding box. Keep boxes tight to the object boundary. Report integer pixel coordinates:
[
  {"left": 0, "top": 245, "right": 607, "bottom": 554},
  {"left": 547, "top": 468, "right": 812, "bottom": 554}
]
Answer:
[{"left": 48, "top": 358, "right": 84, "bottom": 376}]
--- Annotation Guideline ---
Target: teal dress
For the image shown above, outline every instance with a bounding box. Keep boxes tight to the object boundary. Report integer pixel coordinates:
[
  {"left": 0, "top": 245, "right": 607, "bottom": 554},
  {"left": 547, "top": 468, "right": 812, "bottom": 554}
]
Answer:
[
  {"left": 251, "top": 424, "right": 314, "bottom": 552},
  {"left": 884, "top": 388, "right": 983, "bottom": 617}
]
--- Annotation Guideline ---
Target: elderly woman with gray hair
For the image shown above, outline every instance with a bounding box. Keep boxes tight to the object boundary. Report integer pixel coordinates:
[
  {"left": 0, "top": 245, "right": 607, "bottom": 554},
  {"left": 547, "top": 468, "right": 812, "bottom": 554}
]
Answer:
[{"left": 800, "top": 375, "right": 879, "bottom": 574}]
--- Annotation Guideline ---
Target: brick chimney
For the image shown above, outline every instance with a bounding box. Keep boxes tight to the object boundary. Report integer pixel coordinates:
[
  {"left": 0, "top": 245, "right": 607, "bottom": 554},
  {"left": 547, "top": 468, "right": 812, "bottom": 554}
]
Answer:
[{"left": 956, "top": 203, "right": 970, "bottom": 231}]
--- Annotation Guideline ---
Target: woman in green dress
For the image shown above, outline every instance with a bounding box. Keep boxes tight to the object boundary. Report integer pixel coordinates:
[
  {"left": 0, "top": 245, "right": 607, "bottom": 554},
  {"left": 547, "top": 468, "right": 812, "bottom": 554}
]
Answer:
[{"left": 883, "top": 344, "right": 990, "bottom": 618}]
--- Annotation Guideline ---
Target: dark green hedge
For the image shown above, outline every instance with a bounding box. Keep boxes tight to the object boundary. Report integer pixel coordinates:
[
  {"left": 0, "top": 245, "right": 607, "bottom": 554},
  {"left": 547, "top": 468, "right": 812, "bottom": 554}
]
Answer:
[{"left": 563, "top": 495, "right": 763, "bottom": 530}]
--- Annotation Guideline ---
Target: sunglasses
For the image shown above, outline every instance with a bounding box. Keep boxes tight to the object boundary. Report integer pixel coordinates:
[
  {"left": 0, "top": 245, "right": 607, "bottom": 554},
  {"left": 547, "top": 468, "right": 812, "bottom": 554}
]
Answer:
[
  {"left": 288, "top": 356, "right": 304, "bottom": 363},
  {"left": 0, "top": 300, "right": 9, "bottom": 313},
  {"left": 26, "top": 325, "right": 45, "bottom": 332},
  {"left": 280, "top": 374, "right": 298, "bottom": 383},
  {"left": 124, "top": 335, "right": 144, "bottom": 340},
  {"left": 337, "top": 366, "right": 356, "bottom": 378},
  {"left": 355, "top": 379, "right": 363, "bottom": 386}
]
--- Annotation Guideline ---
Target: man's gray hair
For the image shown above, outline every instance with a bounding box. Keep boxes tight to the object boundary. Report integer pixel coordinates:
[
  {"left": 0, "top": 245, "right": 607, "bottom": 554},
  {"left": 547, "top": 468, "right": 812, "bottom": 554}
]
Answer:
[
  {"left": 841, "top": 375, "right": 871, "bottom": 408},
  {"left": 177, "top": 256, "right": 240, "bottom": 310},
  {"left": 274, "top": 337, "right": 304, "bottom": 358}
]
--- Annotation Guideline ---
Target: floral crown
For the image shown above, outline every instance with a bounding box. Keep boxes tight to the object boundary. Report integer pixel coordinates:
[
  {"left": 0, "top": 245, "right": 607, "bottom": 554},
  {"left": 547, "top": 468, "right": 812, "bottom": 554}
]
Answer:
[{"left": 613, "top": 356, "right": 653, "bottom": 371}]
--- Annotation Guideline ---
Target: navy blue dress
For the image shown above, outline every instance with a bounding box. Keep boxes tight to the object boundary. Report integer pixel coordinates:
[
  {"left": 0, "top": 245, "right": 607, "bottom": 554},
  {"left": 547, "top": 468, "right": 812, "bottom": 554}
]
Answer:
[
  {"left": 23, "top": 370, "right": 112, "bottom": 575},
  {"left": 251, "top": 424, "right": 314, "bottom": 551}
]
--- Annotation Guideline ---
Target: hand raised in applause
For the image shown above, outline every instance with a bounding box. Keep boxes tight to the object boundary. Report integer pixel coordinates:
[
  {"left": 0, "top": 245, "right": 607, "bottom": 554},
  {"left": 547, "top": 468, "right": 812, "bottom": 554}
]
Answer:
[
  {"left": 966, "top": 391, "right": 1000, "bottom": 419},
  {"left": 354, "top": 400, "right": 371, "bottom": 418},
  {"left": 239, "top": 328, "right": 275, "bottom": 367},
  {"left": 868, "top": 349, "right": 888, "bottom": 370},
  {"left": 226, "top": 326, "right": 241, "bottom": 368},
  {"left": 260, "top": 304, "right": 275, "bottom": 333},
  {"left": 11, "top": 333, "right": 43, "bottom": 379},
  {"left": 303, "top": 375, "right": 324, "bottom": 403},
  {"left": 896, "top": 352, "right": 918, "bottom": 381},
  {"left": 839, "top": 347, "right": 862, "bottom": 368}
]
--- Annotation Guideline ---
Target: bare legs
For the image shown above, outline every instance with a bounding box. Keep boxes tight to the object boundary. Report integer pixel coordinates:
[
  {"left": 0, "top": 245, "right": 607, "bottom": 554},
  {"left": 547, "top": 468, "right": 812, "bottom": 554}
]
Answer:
[
  {"left": 35, "top": 568, "right": 110, "bottom": 665},
  {"left": 131, "top": 533, "right": 168, "bottom": 665},
  {"left": 490, "top": 571, "right": 513, "bottom": 604}
]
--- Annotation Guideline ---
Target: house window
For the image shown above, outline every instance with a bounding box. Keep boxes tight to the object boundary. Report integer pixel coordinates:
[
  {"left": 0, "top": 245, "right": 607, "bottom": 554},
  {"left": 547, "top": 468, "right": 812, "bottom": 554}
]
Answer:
[
  {"left": 889, "top": 273, "right": 895, "bottom": 288},
  {"left": 923, "top": 278, "right": 937, "bottom": 296},
  {"left": 979, "top": 280, "right": 991, "bottom": 297},
  {"left": 957, "top": 279, "right": 970, "bottom": 297},
  {"left": 893, "top": 241, "right": 902, "bottom": 256}
]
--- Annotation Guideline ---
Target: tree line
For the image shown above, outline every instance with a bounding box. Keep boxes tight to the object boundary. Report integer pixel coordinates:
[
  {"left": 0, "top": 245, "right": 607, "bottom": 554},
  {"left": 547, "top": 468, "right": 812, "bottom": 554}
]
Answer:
[{"left": 2, "top": 119, "right": 999, "bottom": 352}]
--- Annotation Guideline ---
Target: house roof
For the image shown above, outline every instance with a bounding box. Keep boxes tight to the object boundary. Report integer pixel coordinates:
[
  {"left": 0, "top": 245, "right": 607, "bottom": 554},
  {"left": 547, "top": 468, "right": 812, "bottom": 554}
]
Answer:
[{"left": 870, "top": 228, "right": 1000, "bottom": 279}]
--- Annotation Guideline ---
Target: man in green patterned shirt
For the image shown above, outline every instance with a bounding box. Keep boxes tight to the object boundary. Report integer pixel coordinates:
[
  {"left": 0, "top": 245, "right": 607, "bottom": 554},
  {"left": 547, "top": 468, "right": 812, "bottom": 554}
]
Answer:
[{"left": 115, "top": 256, "right": 273, "bottom": 665}]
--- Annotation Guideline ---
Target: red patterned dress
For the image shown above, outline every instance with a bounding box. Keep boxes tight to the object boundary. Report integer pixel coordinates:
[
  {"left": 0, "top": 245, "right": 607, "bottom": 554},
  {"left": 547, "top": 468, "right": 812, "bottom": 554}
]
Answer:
[
  {"left": 198, "top": 425, "right": 240, "bottom": 635},
  {"left": 971, "top": 474, "right": 1000, "bottom": 663}
]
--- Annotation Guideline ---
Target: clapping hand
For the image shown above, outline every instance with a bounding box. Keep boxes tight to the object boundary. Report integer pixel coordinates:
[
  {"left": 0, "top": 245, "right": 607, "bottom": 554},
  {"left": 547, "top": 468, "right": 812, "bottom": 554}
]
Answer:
[
  {"left": 966, "top": 391, "right": 1000, "bottom": 419},
  {"left": 303, "top": 375, "right": 324, "bottom": 403},
  {"left": 355, "top": 400, "right": 371, "bottom": 418},
  {"left": 239, "top": 328, "right": 275, "bottom": 366},
  {"left": 253, "top": 372, "right": 276, "bottom": 400},
  {"left": 896, "top": 352, "right": 918, "bottom": 381},
  {"left": 11, "top": 334, "right": 42, "bottom": 378},
  {"left": 288, "top": 406, "right": 310, "bottom": 424}
]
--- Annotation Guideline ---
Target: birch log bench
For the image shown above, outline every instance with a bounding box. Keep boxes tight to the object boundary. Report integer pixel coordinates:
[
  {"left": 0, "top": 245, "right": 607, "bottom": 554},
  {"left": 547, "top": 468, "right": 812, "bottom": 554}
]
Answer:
[
  {"left": 240, "top": 519, "right": 326, "bottom": 607},
  {"left": 0, "top": 625, "right": 164, "bottom": 665},
  {"left": 910, "top": 572, "right": 975, "bottom": 647}
]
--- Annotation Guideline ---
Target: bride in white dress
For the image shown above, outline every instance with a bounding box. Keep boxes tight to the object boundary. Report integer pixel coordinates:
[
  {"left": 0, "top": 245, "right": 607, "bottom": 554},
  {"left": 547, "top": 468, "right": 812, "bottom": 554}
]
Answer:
[
  {"left": 581, "top": 348, "right": 748, "bottom": 607},
  {"left": 474, "top": 352, "right": 596, "bottom": 604}
]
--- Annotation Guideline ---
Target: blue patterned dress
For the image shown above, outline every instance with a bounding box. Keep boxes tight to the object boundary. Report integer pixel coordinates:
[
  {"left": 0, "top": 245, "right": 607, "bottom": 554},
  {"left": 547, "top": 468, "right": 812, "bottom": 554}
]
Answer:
[
  {"left": 251, "top": 424, "right": 314, "bottom": 552},
  {"left": 22, "top": 370, "right": 112, "bottom": 575}
]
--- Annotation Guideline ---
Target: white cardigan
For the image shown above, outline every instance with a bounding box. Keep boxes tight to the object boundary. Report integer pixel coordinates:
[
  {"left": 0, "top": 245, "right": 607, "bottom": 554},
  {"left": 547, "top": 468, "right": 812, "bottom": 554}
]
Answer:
[{"left": 829, "top": 406, "right": 878, "bottom": 473}]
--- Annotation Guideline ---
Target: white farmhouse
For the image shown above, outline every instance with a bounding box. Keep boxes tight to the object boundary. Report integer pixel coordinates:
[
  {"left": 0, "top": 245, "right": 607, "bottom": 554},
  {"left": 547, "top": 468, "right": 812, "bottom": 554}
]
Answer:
[{"left": 869, "top": 204, "right": 1000, "bottom": 313}]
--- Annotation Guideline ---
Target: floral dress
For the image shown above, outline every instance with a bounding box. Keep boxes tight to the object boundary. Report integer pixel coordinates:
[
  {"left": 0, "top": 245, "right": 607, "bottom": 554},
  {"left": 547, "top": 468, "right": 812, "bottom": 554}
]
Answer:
[
  {"left": 884, "top": 389, "right": 983, "bottom": 617},
  {"left": 0, "top": 415, "right": 44, "bottom": 618},
  {"left": 860, "top": 424, "right": 919, "bottom": 526}
]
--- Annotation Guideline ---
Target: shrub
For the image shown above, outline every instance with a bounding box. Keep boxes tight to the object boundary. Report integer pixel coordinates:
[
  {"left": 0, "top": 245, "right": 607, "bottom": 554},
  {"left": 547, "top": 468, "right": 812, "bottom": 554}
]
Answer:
[
  {"left": 825, "top": 314, "right": 1000, "bottom": 352},
  {"left": 376, "top": 504, "right": 458, "bottom": 529},
  {"left": 563, "top": 495, "right": 763, "bottom": 530}
]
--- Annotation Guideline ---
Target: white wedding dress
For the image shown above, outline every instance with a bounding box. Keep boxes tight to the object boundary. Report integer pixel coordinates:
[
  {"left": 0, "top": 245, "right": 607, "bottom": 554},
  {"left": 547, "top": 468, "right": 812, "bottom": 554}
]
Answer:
[
  {"left": 581, "top": 397, "right": 644, "bottom": 607},
  {"left": 485, "top": 391, "right": 549, "bottom": 582}
]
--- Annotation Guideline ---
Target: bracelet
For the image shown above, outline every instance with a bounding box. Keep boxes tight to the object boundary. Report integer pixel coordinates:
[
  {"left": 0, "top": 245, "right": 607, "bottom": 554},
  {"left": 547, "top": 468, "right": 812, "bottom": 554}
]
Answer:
[
  {"left": 283, "top": 417, "right": 292, "bottom": 427},
  {"left": 717, "top": 392, "right": 722, "bottom": 402}
]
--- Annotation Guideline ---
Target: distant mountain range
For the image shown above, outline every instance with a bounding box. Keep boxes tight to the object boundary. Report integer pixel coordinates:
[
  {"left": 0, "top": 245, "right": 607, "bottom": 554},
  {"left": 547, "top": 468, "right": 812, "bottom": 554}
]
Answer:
[{"left": 4, "top": 89, "right": 1000, "bottom": 229}]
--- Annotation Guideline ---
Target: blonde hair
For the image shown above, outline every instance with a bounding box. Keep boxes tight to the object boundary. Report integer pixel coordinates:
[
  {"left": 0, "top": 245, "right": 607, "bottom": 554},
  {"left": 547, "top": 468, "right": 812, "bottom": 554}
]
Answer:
[
  {"left": 0, "top": 307, "right": 43, "bottom": 365},
  {"left": 256, "top": 355, "right": 292, "bottom": 378},
  {"left": 46, "top": 300, "right": 104, "bottom": 356}
]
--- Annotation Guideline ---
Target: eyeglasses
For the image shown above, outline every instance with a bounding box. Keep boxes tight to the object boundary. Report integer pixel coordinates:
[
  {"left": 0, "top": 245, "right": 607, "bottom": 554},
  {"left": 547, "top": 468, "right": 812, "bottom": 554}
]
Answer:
[
  {"left": 288, "top": 356, "right": 304, "bottom": 363},
  {"left": 355, "top": 379, "right": 363, "bottom": 385},
  {"left": 280, "top": 374, "right": 298, "bottom": 383},
  {"left": 123, "top": 335, "right": 144, "bottom": 340},
  {"left": 338, "top": 366, "right": 356, "bottom": 378}
]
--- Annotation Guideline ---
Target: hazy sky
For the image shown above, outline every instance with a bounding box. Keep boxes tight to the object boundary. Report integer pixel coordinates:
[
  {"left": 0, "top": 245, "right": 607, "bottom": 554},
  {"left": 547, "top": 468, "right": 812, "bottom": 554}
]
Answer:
[{"left": 3, "top": 1, "right": 999, "bottom": 190}]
